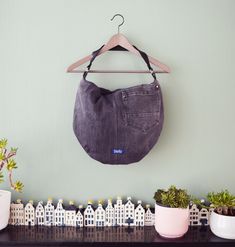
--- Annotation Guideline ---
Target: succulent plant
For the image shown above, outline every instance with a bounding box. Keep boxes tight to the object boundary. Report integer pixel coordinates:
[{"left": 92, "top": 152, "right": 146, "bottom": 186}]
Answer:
[
  {"left": 153, "top": 185, "right": 191, "bottom": 209},
  {"left": 207, "top": 190, "right": 235, "bottom": 216},
  {"left": 0, "top": 138, "right": 23, "bottom": 192}
]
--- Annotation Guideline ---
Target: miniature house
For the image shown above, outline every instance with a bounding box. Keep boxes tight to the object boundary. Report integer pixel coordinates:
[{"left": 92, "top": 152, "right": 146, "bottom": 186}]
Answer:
[
  {"left": 105, "top": 199, "right": 114, "bottom": 226},
  {"left": 114, "top": 196, "right": 124, "bottom": 226},
  {"left": 134, "top": 200, "right": 145, "bottom": 226},
  {"left": 124, "top": 197, "right": 135, "bottom": 226},
  {"left": 44, "top": 198, "right": 55, "bottom": 226},
  {"left": 189, "top": 204, "right": 200, "bottom": 226},
  {"left": 199, "top": 208, "right": 209, "bottom": 226},
  {"left": 145, "top": 205, "right": 154, "bottom": 226},
  {"left": 9, "top": 199, "right": 24, "bottom": 225},
  {"left": 65, "top": 201, "right": 77, "bottom": 227},
  {"left": 84, "top": 201, "right": 95, "bottom": 227},
  {"left": 94, "top": 201, "right": 105, "bottom": 227},
  {"left": 54, "top": 199, "right": 65, "bottom": 226},
  {"left": 24, "top": 200, "right": 35, "bottom": 226},
  {"left": 208, "top": 206, "right": 214, "bottom": 224},
  {"left": 76, "top": 205, "right": 84, "bottom": 228},
  {"left": 35, "top": 201, "right": 44, "bottom": 225}
]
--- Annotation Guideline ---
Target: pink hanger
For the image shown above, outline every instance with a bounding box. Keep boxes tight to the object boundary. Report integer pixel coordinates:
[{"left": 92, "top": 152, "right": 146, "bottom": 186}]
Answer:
[{"left": 67, "top": 14, "right": 170, "bottom": 74}]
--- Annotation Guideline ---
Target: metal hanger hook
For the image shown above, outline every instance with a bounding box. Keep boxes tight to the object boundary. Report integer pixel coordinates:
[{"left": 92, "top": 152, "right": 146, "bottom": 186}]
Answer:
[{"left": 110, "top": 14, "right": 125, "bottom": 34}]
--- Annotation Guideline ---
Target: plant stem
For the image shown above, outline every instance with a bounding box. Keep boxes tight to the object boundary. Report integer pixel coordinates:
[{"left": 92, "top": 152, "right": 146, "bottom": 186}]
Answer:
[{"left": 8, "top": 169, "right": 15, "bottom": 190}]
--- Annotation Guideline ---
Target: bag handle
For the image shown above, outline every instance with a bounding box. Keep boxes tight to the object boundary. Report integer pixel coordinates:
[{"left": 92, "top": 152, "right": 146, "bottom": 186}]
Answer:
[{"left": 83, "top": 45, "right": 157, "bottom": 80}]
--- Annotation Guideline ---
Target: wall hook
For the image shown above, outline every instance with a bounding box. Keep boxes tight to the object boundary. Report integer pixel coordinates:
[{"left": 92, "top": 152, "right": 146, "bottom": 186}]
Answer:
[{"left": 110, "top": 14, "right": 125, "bottom": 34}]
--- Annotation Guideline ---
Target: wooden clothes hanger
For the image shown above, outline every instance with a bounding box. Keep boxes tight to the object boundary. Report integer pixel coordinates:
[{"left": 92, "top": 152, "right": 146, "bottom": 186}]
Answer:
[{"left": 67, "top": 14, "right": 170, "bottom": 74}]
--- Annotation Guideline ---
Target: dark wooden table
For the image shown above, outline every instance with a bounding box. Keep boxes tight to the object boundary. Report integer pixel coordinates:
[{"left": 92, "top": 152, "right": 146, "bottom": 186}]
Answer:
[{"left": 0, "top": 226, "right": 235, "bottom": 246}]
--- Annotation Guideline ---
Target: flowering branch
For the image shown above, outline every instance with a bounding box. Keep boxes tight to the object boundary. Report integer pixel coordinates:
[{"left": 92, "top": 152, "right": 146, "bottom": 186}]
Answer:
[{"left": 0, "top": 138, "right": 24, "bottom": 192}]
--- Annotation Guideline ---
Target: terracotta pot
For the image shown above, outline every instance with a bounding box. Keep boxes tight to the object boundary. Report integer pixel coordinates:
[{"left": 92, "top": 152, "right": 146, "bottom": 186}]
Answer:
[
  {"left": 0, "top": 190, "right": 11, "bottom": 230},
  {"left": 210, "top": 210, "right": 235, "bottom": 239},
  {"left": 155, "top": 203, "right": 189, "bottom": 238}
]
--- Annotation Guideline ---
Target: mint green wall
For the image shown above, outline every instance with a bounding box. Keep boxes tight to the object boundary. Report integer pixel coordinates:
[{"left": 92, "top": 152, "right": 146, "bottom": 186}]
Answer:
[{"left": 1, "top": 0, "right": 235, "bottom": 205}]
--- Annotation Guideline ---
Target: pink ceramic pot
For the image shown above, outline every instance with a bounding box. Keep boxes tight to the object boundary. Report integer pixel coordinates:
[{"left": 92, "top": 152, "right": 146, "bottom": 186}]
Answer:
[
  {"left": 0, "top": 190, "right": 11, "bottom": 231},
  {"left": 155, "top": 203, "right": 189, "bottom": 238}
]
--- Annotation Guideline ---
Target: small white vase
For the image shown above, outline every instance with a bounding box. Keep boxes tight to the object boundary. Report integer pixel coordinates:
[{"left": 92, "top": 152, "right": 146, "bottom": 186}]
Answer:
[
  {"left": 210, "top": 210, "right": 235, "bottom": 239},
  {"left": 0, "top": 190, "right": 11, "bottom": 231}
]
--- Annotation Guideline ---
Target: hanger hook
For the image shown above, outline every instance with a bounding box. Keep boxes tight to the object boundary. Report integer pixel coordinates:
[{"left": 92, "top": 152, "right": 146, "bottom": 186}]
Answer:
[{"left": 110, "top": 14, "right": 125, "bottom": 34}]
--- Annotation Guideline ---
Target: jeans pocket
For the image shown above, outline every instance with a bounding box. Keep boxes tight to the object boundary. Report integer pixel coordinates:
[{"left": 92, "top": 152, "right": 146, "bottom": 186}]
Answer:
[{"left": 123, "top": 112, "right": 160, "bottom": 133}]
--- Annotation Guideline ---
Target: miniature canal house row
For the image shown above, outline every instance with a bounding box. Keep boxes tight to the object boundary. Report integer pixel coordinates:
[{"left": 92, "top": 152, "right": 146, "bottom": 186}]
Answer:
[
  {"left": 189, "top": 204, "right": 200, "bottom": 226},
  {"left": 44, "top": 198, "right": 55, "bottom": 226},
  {"left": 144, "top": 204, "right": 154, "bottom": 226},
  {"left": 95, "top": 201, "right": 105, "bottom": 227},
  {"left": 76, "top": 205, "right": 84, "bottom": 227},
  {"left": 124, "top": 197, "right": 135, "bottom": 226},
  {"left": 24, "top": 200, "right": 35, "bottom": 226},
  {"left": 105, "top": 199, "right": 114, "bottom": 226},
  {"left": 54, "top": 199, "right": 65, "bottom": 226},
  {"left": 134, "top": 200, "right": 145, "bottom": 226},
  {"left": 9, "top": 199, "right": 24, "bottom": 225},
  {"left": 35, "top": 201, "right": 44, "bottom": 225},
  {"left": 84, "top": 201, "right": 95, "bottom": 227},
  {"left": 114, "top": 196, "right": 124, "bottom": 226},
  {"left": 65, "top": 201, "right": 77, "bottom": 226}
]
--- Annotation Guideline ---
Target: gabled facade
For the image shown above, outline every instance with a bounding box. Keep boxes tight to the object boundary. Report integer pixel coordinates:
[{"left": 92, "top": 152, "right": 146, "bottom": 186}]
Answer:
[
  {"left": 65, "top": 201, "right": 77, "bottom": 227},
  {"left": 124, "top": 197, "right": 135, "bottom": 226},
  {"left": 76, "top": 205, "right": 84, "bottom": 228},
  {"left": 199, "top": 208, "right": 209, "bottom": 226},
  {"left": 54, "top": 199, "right": 65, "bottom": 226},
  {"left": 24, "top": 200, "right": 35, "bottom": 226},
  {"left": 189, "top": 204, "right": 200, "bottom": 226},
  {"left": 35, "top": 201, "right": 44, "bottom": 225},
  {"left": 134, "top": 200, "right": 145, "bottom": 226},
  {"left": 44, "top": 199, "right": 55, "bottom": 226},
  {"left": 84, "top": 201, "right": 95, "bottom": 227},
  {"left": 95, "top": 202, "right": 105, "bottom": 227},
  {"left": 105, "top": 199, "right": 114, "bottom": 226},
  {"left": 208, "top": 206, "right": 214, "bottom": 224},
  {"left": 145, "top": 205, "right": 154, "bottom": 226},
  {"left": 9, "top": 199, "right": 24, "bottom": 225},
  {"left": 114, "top": 197, "right": 124, "bottom": 226}
]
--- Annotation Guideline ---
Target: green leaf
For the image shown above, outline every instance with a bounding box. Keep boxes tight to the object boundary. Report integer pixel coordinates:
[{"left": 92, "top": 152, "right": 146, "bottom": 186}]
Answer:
[
  {"left": 10, "top": 147, "right": 18, "bottom": 153},
  {"left": 0, "top": 152, "right": 6, "bottom": 161},
  {"left": 13, "top": 181, "right": 24, "bottom": 192},
  {"left": 0, "top": 139, "right": 7, "bottom": 149},
  {"left": 0, "top": 172, "right": 4, "bottom": 183},
  {"left": 6, "top": 159, "right": 17, "bottom": 170}
]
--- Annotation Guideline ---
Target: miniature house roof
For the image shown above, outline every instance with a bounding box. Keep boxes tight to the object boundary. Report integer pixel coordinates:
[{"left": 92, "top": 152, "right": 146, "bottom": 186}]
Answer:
[
  {"left": 65, "top": 204, "right": 77, "bottom": 211},
  {"left": 16, "top": 199, "right": 22, "bottom": 204}
]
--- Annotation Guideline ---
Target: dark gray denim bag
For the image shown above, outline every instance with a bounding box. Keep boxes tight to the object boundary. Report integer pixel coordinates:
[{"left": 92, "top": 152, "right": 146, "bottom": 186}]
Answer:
[{"left": 73, "top": 45, "right": 164, "bottom": 165}]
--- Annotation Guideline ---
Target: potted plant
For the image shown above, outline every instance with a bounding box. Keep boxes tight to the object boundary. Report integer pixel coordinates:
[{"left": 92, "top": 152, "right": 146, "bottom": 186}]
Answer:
[
  {"left": 0, "top": 138, "right": 23, "bottom": 230},
  {"left": 153, "top": 185, "right": 190, "bottom": 238},
  {"left": 208, "top": 190, "right": 235, "bottom": 239}
]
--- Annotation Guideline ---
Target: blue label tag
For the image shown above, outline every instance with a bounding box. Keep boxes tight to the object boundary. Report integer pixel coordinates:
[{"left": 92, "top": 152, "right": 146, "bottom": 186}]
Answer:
[{"left": 112, "top": 149, "right": 125, "bottom": 154}]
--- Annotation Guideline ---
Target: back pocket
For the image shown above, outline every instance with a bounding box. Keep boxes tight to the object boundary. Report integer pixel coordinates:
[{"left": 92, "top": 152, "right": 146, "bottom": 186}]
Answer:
[{"left": 123, "top": 112, "right": 160, "bottom": 133}]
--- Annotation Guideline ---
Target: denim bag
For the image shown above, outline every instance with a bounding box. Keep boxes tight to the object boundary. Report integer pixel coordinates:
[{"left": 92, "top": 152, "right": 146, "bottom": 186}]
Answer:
[{"left": 73, "top": 46, "right": 164, "bottom": 164}]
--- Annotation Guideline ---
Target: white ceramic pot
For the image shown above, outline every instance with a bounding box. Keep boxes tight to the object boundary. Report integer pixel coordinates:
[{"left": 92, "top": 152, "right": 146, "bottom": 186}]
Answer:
[
  {"left": 210, "top": 210, "right": 235, "bottom": 239},
  {"left": 0, "top": 190, "right": 11, "bottom": 230},
  {"left": 155, "top": 203, "right": 189, "bottom": 238}
]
